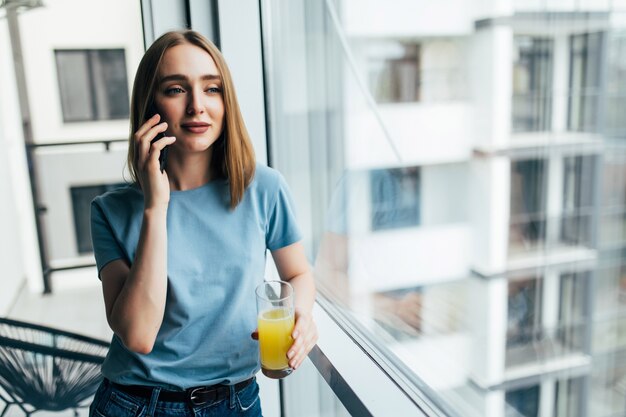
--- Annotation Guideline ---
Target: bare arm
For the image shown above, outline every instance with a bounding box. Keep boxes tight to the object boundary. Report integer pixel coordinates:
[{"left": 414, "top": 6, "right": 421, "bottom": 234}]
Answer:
[
  {"left": 100, "top": 114, "right": 175, "bottom": 354},
  {"left": 101, "top": 207, "right": 169, "bottom": 354},
  {"left": 271, "top": 241, "right": 317, "bottom": 370}
]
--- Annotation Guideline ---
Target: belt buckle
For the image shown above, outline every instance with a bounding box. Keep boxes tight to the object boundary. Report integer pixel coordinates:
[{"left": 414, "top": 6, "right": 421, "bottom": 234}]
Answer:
[{"left": 188, "top": 386, "right": 217, "bottom": 406}]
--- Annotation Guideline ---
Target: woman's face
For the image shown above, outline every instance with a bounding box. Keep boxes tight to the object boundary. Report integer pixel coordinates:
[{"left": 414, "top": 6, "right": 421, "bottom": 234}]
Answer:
[{"left": 153, "top": 43, "right": 225, "bottom": 154}]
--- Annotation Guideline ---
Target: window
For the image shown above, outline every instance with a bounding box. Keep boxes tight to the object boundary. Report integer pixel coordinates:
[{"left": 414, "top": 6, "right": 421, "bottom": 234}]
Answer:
[
  {"left": 591, "top": 350, "right": 626, "bottom": 416},
  {"left": 600, "top": 154, "right": 626, "bottom": 248},
  {"left": 55, "top": 49, "right": 130, "bottom": 122},
  {"left": 259, "top": 0, "right": 626, "bottom": 415},
  {"left": 510, "top": 159, "right": 548, "bottom": 255},
  {"left": 367, "top": 42, "right": 420, "bottom": 103},
  {"left": 512, "top": 37, "right": 553, "bottom": 132},
  {"left": 554, "top": 377, "right": 585, "bottom": 417},
  {"left": 568, "top": 33, "right": 604, "bottom": 133},
  {"left": 557, "top": 272, "right": 589, "bottom": 355},
  {"left": 605, "top": 32, "right": 626, "bottom": 138},
  {"left": 506, "top": 276, "right": 543, "bottom": 366},
  {"left": 506, "top": 385, "right": 540, "bottom": 417},
  {"left": 70, "top": 182, "right": 125, "bottom": 254},
  {"left": 561, "top": 155, "right": 596, "bottom": 248}
]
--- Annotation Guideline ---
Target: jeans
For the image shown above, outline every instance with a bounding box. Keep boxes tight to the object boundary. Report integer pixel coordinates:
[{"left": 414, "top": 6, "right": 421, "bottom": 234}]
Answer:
[{"left": 89, "top": 378, "right": 263, "bottom": 417}]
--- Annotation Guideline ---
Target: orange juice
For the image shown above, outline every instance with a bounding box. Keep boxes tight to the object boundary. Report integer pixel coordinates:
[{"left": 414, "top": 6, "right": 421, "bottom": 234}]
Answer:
[{"left": 258, "top": 307, "right": 295, "bottom": 378}]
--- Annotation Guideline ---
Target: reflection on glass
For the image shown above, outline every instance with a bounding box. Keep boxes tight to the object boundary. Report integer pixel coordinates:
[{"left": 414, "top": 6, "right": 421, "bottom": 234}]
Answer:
[
  {"left": 605, "top": 32, "right": 626, "bottom": 138},
  {"left": 509, "top": 159, "right": 547, "bottom": 255},
  {"left": 512, "top": 37, "right": 553, "bottom": 133},
  {"left": 262, "top": 0, "right": 626, "bottom": 415},
  {"left": 569, "top": 33, "right": 603, "bottom": 133},
  {"left": 367, "top": 42, "right": 420, "bottom": 103},
  {"left": 561, "top": 156, "right": 595, "bottom": 249},
  {"left": 591, "top": 351, "right": 626, "bottom": 417},
  {"left": 370, "top": 167, "right": 420, "bottom": 231},
  {"left": 505, "top": 385, "right": 539, "bottom": 417},
  {"left": 554, "top": 377, "right": 585, "bottom": 417},
  {"left": 507, "top": 277, "right": 541, "bottom": 353}
]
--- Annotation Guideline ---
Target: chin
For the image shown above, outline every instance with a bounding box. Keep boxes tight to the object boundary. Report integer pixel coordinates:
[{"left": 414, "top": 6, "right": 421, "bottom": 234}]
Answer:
[{"left": 179, "top": 137, "right": 218, "bottom": 152}]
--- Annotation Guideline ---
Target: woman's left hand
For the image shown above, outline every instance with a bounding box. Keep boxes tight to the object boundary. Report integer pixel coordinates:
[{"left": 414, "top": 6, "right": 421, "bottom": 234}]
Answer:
[{"left": 288, "top": 309, "right": 318, "bottom": 370}]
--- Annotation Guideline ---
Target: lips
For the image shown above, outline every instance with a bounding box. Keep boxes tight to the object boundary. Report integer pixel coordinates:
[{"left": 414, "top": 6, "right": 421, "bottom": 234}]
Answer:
[{"left": 181, "top": 121, "right": 210, "bottom": 134}]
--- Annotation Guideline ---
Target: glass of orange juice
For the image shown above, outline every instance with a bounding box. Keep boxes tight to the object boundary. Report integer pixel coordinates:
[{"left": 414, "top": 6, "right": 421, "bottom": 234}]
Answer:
[{"left": 256, "top": 280, "right": 295, "bottom": 379}]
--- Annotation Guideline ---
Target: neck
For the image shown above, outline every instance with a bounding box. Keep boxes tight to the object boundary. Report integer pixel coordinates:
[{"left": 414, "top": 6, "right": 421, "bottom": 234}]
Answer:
[{"left": 166, "top": 148, "right": 213, "bottom": 191}]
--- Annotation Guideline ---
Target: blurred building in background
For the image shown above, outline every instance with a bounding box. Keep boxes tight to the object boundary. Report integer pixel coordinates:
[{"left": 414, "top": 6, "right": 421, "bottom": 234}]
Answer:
[{"left": 266, "top": 0, "right": 626, "bottom": 416}]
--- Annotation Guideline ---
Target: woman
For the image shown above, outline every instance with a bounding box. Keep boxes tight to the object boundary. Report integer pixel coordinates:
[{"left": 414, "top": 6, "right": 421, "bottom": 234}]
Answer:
[{"left": 89, "top": 30, "right": 317, "bottom": 417}]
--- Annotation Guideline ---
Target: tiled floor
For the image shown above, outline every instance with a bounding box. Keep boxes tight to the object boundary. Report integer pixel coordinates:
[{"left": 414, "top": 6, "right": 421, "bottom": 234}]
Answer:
[
  {"left": 5, "top": 268, "right": 110, "bottom": 417},
  {"left": 8, "top": 267, "right": 111, "bottom": 340}
]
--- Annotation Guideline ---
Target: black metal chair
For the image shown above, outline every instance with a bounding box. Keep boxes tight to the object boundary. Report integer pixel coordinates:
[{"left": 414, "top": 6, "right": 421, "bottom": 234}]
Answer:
[{"left": 0, "top": 317, "right": 109, "bottom": 417}]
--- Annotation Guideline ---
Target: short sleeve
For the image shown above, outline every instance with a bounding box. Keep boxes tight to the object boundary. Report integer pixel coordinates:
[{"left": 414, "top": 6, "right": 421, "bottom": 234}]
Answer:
[
  {"left": 90, "top": 199, "right": 125, "bottom": 278},
  {"left": 266, "top": 174, "right": 302, "bottom": 251}
]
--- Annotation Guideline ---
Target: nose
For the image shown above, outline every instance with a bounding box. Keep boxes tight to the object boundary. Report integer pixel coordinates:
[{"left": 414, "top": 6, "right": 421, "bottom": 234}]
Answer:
[{"left": 186, "top": 89, "right": 204, "bottom": 115}]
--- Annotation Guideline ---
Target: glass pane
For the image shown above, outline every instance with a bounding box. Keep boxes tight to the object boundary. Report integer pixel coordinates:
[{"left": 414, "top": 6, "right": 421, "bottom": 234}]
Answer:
[
  {"left": 55, "top": 49, "right": 129, "bottom": 122},
  {"left": 509, "top": 159, "right": 547, "bottom": 256},
  {"left": 261, "top": 1, "right": 626, "bottom": 416},
  {"left": 70, "top": 183, "right": 126, "bottom": 254},
  {"left": 568, "top": 33, "right": 603, "bottom": 133},
  {"left": 505, "top": 385, "right": 539, "bottom": 417},
  {"left": 512, "top": 37, "right": 553, "bottom": 132},
  {"left": 55, "top": 51, "right": 94, "bottom": 122},
  {"left": 92, "top": 49, "right": 130, "bottom": 119}
]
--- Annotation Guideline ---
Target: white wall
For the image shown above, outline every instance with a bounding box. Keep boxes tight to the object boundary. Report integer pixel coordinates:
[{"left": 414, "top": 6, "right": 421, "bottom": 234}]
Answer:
[
  {"left": 345, "top": 102, "right": 473, "bottom": 170},
  {"left": 468, "top": 277, "right": 508, "bottom": 388},
  {"left": 471, "top": 26, "right": 513, "bottom": 150},
  {"left": 469, "top": 157, "right": 510, "bottom": 275},
  {"left": 34, "top": 145, "right": 128, "bottom": 263},
  {"left": 0, "top": 19, "right": 40, "bottom": 304},
  {"left": 514, "top": 0, "right": 611, "bottom": 11},
  {"left": 342, "top": 0, "right": 474, "bottom": 37},
  {"left": 18, "top": 0, "right": 144, "bottom": 143},
  {"left": 421, "top": 163, "right": 470, "bottom": 225},
  {"left": 348, "top": 224, "right": 471, "bottom": 292},
  {"left": 1, "top": 0, "right": 145, "bottom": 290}
]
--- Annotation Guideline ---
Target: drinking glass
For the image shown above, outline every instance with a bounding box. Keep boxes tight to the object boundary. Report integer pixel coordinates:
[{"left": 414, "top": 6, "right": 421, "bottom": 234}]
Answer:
[{"left": 256, "top": 280, "right": 295, "bottom": 379}]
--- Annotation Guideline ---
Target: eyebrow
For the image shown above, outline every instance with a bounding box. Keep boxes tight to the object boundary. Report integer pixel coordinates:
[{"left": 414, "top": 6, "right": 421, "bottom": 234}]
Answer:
[{"left": 159, "top": 74, "right": 221, "bottom": 84}]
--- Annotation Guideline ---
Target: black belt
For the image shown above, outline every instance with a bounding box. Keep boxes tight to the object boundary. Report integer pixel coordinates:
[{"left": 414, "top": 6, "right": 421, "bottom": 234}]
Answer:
[{"left": 107, "top": 377, "right": 254, "bottom": 406}]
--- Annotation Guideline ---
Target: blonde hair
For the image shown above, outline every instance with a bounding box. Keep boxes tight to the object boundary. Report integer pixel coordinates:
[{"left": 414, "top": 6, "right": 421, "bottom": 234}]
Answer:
[{"left": 127, "top": 30, "right": 255, "bottom": 209}]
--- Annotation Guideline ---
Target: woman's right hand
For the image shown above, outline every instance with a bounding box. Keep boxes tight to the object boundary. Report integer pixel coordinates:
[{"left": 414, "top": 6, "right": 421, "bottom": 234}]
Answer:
[{"left": 134, "top": 113, "right": 176, "bottom": 209}]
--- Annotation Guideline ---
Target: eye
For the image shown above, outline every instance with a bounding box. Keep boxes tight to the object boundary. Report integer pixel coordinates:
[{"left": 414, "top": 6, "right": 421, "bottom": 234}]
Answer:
[
  {"left": 165, "top": 87, "right": 185, "bottom": 95},
  {"left": 206, "top": 87, "right": 222, "bottom": 94}
]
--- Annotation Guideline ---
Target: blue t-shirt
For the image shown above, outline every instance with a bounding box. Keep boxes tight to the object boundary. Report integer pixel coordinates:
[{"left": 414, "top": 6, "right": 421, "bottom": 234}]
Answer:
[{"left": 90, "top": 164, "right": 301, "bottom": 390}]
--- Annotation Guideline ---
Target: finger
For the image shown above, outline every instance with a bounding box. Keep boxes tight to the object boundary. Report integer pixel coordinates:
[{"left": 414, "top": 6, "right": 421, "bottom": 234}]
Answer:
[
  {"left": 291, "top": 346, "right": 305, "bottom": 369},
  {"left": 293, "top": 330, "right": 318, "bottom": 369},
  {"left": 292, "top": 315, "right": 310, "bottom": 339},
  {"left": 135, "top": 113, "right": 161, "bottom": 139},
  {"left": 147, "top": 136, "right": 176, "bottom": 168},
  {"left": 287, "top": 339, "right": 300, "bottom": 362},
  {"left": 290, "top": 333, "right": 314, "bottom": 369},
  {"left": 292, "top": 343, "right": 312, "bottom": 369},
  {"left": 150, "top": 135, "right": 175, "bottom": 153},
  {"left": 138, "top": 122, "right": 168, "bottom": 169},
  {"left": 288, "top": 329, "right": 306, "bottom": 354}
]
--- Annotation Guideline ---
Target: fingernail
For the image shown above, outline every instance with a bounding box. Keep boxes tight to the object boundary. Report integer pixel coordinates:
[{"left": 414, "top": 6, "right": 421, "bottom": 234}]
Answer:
[
  {"left": 292, "top": 331, "right": 299, "bottom": 338},
  {"left": 288, "top": 350, "right": 294, "bottom": 358}
]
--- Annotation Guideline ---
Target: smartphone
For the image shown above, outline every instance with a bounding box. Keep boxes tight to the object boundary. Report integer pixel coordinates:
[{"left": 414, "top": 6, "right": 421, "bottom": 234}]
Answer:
[{"left": 147, "top": 106, "right": 168, "bottom": 173}]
